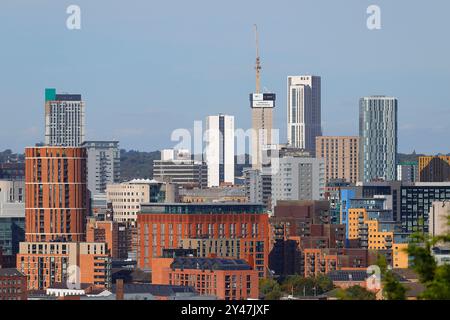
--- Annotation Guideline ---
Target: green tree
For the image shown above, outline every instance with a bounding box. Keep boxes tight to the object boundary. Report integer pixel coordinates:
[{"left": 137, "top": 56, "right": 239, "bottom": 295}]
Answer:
[
  {"left": 315, "top": 274, "right": 334, "bottom": 293},
  {"left": 376, "top": 254, "right": 406, "bottom": 300},
  {"left": 265, "top": 289, "right": 282, "bottom": 300},
  {"left": 259, "top": 278, "right": 282, "bottom": 300},
  {"left": 280, "top": 275, "right": 334, "bottom": 297},
  {"left": 407, "top": 216, "right": 450, "bottom": 299},
  {"left": 382, "top": 270, "right": 407, "bottom": 300},
  {"left": 336, "top": 285, "right": 376, "bottom": 300}
]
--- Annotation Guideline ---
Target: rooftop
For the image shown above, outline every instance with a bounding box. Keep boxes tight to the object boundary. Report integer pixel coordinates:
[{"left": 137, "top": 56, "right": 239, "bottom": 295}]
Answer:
[
  {"left": 140, "top": 203, "right": 266, "bottom": 214},
  {"left": 326, "top": 270, "right": 369, "bottom": 282},
  {"left": 171, "top": 257, "right": 252, "bottom": 271},
  {"left": 179, "top": 187, "right": 246, "bottom": 197},
  {"left": 47, "top": 282, "right": 93, "bottom": 290},
  {"left": 111, "top": 283, "right": 197, "bottom": 296},
  {"left": 55, "top": 94, "right": 82, "bottom": 101},
  {"left": 129, "top": 178, "right": 162, "bottom": 184},
  {"left": 0, "top": 268, "right": 26, "bottom": 277}
]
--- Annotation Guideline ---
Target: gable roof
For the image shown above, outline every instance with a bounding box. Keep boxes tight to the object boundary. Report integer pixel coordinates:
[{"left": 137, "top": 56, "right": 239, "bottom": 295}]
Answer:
[{"left": 0, "top": 268, "right": 26, "bottom": 277}]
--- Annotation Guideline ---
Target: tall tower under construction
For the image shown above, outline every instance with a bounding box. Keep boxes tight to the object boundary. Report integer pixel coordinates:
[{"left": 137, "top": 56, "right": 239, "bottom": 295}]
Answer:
[{"left": 250, "top": 25, "right": 276, "bottom": 170}]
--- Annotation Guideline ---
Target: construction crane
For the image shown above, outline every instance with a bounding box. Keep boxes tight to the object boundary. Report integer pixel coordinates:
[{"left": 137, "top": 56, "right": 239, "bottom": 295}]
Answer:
[{"left": 254, "top": 24, "right": 261, "bottom": 94}]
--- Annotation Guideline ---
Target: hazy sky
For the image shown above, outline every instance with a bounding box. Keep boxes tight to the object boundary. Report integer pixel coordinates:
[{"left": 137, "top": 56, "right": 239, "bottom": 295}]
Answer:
[{"left": 1, "top": 0, "right": 449, "bottom": 154}]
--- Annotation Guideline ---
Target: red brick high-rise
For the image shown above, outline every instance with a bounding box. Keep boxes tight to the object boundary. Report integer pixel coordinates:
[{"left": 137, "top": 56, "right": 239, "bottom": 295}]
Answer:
[
  {"left": 24, "top": 147, "right": 88, "bottom": 242},
  {"left": 18, "top": 147, "right": 112, "bottom": 291},
  {"left": 137, "top": 203, "right": 269, "bottom": 278}
]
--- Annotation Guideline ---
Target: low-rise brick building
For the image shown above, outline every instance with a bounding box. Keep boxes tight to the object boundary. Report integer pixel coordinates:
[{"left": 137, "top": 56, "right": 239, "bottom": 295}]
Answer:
[
  {"left": 152, "top": 257, "right": 259, "bottom": 300},
  {"left": 0, "top": 268, "right": 27, "bottom": 300}
]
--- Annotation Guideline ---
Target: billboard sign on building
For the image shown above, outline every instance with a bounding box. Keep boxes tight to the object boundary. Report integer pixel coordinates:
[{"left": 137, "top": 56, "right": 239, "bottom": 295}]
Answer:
[{"left": 250, "top": 93, "right": 276, "bottom": 108}]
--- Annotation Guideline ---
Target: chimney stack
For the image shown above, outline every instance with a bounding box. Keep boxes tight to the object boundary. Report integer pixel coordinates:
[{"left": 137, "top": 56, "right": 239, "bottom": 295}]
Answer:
[{"left": 116, "top": 279, "right": 124, "bottom": 300}]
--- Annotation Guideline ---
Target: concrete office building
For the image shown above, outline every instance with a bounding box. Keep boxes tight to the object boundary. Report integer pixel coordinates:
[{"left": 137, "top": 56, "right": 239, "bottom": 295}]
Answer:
[
  {"left": 153, "top": 149, "right": 207, "bottom": 188},
  {"left": 82, "top": 141, "right": 120, "bottom": 195},
  {"left": 0, "top": 180, "right": 25, "bottom": 217},
  {"left": 287, "top": 75, "right": 322, "bottom": 155},
  {"left": 44, "top": 88, "right": 85, "bottom": 147},
  {"left": 205, "top": 115, "right": 235, "bottom": 187},
  {"left": 0, "top": 180, "right": 25, "bottom": 263},
  {"left": 316, "top": 136, "right": 359, "bottom": 184},
  {"left": 243, "top": 168, "right": 272, "bottom": 210},
  {"left": 400, "top": 183, "right": 450, "bottom": 234},
  {"left": 244, "top": 169, "right": 263, "bottom": 204},
  {"left": 106, "top": 179, "right": 178, "bottom": 226},
  {"left": 359, "top": 96, "right": 398, "bottom": 182},
  {"left": 179, "top": 186, "right": 246, "bottom": 204},
  {"left": 429, "top": 201, "right": 450, "bottom": 238},
  {"left": 271, "top": 156, "right": 325, "bottom": 208},
  {"left": 419, "top": 156, "right": 450, "bottom": 182}
]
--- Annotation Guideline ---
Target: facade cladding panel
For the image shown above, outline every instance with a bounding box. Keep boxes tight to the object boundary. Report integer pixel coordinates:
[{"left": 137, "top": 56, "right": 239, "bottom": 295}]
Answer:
[
  {"left": 400, "top": 184, "right": 450, "bottom": 234},
  {"left": 137, "top": 204, "right": 269, "bottom": 278},
  {"left": 45, "top": 89, "right": 85, "bottom": 147},
  {"left": 359, "top": 96, "right": 397, "bottom": 182},
  {"left": 24, "top": 147, "right": 88, "bottom": 242},
  {"left": 152, "top": 257, "right": 259, "bottom": 300}
]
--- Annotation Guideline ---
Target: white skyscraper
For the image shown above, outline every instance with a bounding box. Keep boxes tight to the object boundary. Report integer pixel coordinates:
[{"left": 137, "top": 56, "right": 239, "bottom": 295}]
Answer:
[
  {"left": 44, "top": 88, "right": 85, "bottom": 147},
  {"left": 287, "top": 76, "right": 322, "bottom": 155},
  {"left": 205, "top": 114, "right": 235, "bottom": 187}
]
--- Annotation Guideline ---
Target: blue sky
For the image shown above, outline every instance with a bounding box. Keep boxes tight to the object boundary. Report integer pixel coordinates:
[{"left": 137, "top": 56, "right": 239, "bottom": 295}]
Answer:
[{"left": 0, "top": 0, "right": 449, "bottom": 153}]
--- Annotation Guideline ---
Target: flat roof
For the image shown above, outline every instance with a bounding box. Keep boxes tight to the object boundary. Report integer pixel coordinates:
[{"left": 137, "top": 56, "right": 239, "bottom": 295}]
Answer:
[
  {"left": 171, "top": 257, "right": 252, "bottom": 271},
  {"left": 140, "top": 202, "right": 266, "bottom": 215},
  {"left": 141, "top": 202, "right": 264, "bottom": 207},
  {"left": 111, "top": 283, "right": 197, "bottom": 296}
]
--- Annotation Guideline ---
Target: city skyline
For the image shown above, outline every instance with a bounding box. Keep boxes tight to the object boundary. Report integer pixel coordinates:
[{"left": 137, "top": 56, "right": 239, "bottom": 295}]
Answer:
[
  {"left": 2, "top": 0, "right": 450, "bottom": 304},
  {"left": 1, "top": 1, "right": 450, "bottom": 155}
]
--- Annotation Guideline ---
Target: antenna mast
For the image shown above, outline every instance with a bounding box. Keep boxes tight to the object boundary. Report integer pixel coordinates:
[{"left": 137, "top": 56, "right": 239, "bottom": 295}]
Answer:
[{"left": 254, "top": 24, "right": 261, "bottom": 94}]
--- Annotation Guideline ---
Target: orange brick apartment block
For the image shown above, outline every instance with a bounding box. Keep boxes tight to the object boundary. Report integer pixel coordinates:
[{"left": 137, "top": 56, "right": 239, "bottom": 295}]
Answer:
[
  {"left": 25, "top": 147, "right": 88, "bottom": 242},
  {"left": 17, "top": 242, "right": 111, "bottom": 291},
  {"left": 86, "top": 219, "right": 120, "bottom": 259},
  {"left": 152, "top": 257, "right": 259, "bottom": 300},
  {"left": 316, "top": 136, "right": 359, "bottom": 184},
  {"left": 137, "top": 203, "right": 269, "bottom": 278},
  {"left": 18, "top": 147, "right": 112, "bottom": 291},
  {"left": 303, "top": 248, "right": 376, "bottom": 278}
]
